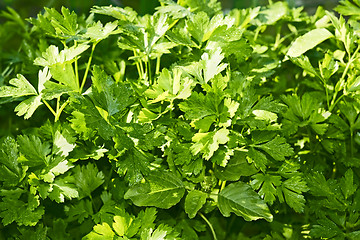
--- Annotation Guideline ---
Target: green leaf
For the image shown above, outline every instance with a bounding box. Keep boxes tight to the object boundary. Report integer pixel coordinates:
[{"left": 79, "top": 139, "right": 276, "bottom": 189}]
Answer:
[
  {"left": 214, "top": 151, "right": 258, "bottom": 181},
  {"left": 0, "top": 188, "right": 44, "bottom": 226},
  {"left": 0, "top": 137, "right": 26, "bottom": 186},
  {"left": 290, "top": 55, "right": 322, "bottom": 80},
  {"left": 282, "top": 92, "right": 331, "bottom": 135},
  {"left": 70, "top": 95, "right": 114, "bottom": 140},
  {"left": 145, "top": 68, "right": 194, "bottom": 103},
  {"left": 254, "top": 136, "right": 294, "bottom": 161},
  {"left": 251, "top": 173, "right": 282, "bottom": 205},
  {"left": 218, "top": 182, "right": 273, "bottom": 222},
  {"left": 35, "top": 44, "right": 89, "bottom": 91},
  {"left": 84, "top": 222, "right": 115, "bottom": 240},
  {"left": 179, "top": 91, "right": 216, "bottom": 120},
  {"left": 91, "top": 6, "right": 137, "bottom": 22},
  {"left": 180, "top": 47, "right": 227, "bottom": 84},
  {"left": 141, "top": 224, "right": 179, "bottom": 240},
  {"left": 185, "top": 190, "right": 207, "bottom": 218},
  {"left": 287, "top": 28, "right": 333, "bottom": 57},
  {"left": 17, "top": 135, "right": 51, "bottom": 167},
  {"left": 326, "top": 10, "right": 354, "bottom": 54},
  {"left": 112, "top": 216, "right": 127, "bottom": 237},
  {"left": 74, "top": 163, "right": 105, "bottom": 198},
  {"left": 257, "top": 1, "right": 288, "bottom": 25},
  {"left": 43, "top": 159, "right": 74, "bottom": 183},
  {"left": 113, "top": 142, "right": 150, "bottom": 185},
  {"left": 346, "top": 75, "right": 360, "bottom": 93},
  {"left": 124, "top": 171, "right": 185, "bottom": 209},
  {"left": 64, "top": 199, "right": 93, "bottom": 223},
  {"left": 53, "top": 129, "right": 76, "bottom": 157},
  {"left": 41, "top": 81, "right": 74, "bottom": 100},
  {"left": 49, "top": 176, "right": 79, "bottom": 203},
  {"left": 306, "top": 172, "right": 333, "bottom": 197},
  {"left": 191, "top": 128, "right": 230, "bottom": 161},
  {"left": 157, "top": 0, "right": 192, "bottom": 19},
  {"left": 310, "top": 217, "right": 345, "bottom": 239},
  {"left": 0, "top": 74, "right": 37, "bottom": 98},
  {"left": 335, "top": 0, "right": 360, "bottom": 19},
  {"left": 280, "top": 175, "right": 309, "bottom": 213},
  {"left": 179, "top": 0, "right": 221, "bottom": 16},
  {"left": 83, "top": 21, "right": 120, "bottom": 43},
  {"left": 340, "top": 169, "right": 357, "bottom": 199},
  {"left": 14, "top": 95, "right": 42, "bottom": 119},
  {"left": 118, "top": 13, "right": 171, "bottom": 57},
  {"left": 90, "top": 66, "right": 136, "bottom": 117},
  {"left": 29, "top": 7, "right": 80, "bottom": 40},
  {"left": 34, "top": 44, "right": 89, "bottom": 67}
]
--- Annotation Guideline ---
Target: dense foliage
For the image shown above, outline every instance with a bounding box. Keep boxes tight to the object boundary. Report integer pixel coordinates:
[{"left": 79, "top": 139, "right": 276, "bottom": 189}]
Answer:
[{"left": 1, "top": 0, "right": 360, "bottom": 239}]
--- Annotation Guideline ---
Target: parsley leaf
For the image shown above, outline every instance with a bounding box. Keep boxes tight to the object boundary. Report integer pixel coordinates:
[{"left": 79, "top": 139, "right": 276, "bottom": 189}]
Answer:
[
  {"left": 124, "top": 171, "right": 185, "bottom": 209},
  {"left": 218, "top": 181, "right": 273, "bottom": 222}
]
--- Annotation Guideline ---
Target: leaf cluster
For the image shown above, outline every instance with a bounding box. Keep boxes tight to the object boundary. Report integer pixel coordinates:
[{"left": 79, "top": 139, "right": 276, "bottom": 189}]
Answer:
[{"left": 1, "top": 0, "right": 360, "bottom": 239}]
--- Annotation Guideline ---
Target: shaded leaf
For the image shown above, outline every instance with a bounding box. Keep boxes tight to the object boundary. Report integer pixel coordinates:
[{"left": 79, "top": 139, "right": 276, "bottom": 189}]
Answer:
[{"left": 218, "top": 182, "right": 273, "bottom": 222}]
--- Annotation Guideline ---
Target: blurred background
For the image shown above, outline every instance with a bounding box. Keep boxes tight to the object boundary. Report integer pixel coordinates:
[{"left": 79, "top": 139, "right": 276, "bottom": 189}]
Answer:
[{"left": 0, "top": 0, "right": 340, "bottom": 18}]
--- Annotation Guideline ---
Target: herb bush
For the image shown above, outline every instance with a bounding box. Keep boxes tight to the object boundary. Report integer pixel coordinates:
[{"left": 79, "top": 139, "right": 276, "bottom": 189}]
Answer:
[{"left": 1, "top": 0, "right": 360, "bottom": 239}]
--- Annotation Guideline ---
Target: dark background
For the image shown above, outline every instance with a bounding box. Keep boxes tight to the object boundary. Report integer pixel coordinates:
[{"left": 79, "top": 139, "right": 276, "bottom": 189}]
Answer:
[{"left": 0, "top": 0, "right": 340, "bottom": 18}]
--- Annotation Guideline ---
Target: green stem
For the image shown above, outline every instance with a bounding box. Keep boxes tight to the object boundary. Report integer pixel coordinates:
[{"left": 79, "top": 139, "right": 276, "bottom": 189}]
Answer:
[
  {"left": 43, "top": 100, "right": 56, "bottom": 117},
  {"left": 329, "top": 45, "right": 360, "bottom": 111},
  {"left": 324, "top": 82, "right": 330, "bottom": 109},
  {"left": 199, "top": 212, "right": 218, "bottom": 240},
  {"left": 156, "top": 56, "right": 161, "bottom": 75},
  {"left": 55, "top": 97, "right": 60, "bottom": 121},
  {"left": 220, "top": 180, "right": 227, "bottom": 191},
  {"left": 168, "top": 19, "right": 179, "bottom": 31},
  {"left": 80, "top": 42, "right": 97, "bottom": 93},
  {"left": 147, "top": 57, "right": 152, "bottom": 84},
  {"left": 350, "top": 130, "right": 354, "bottom": 157},
  {"left": 74, "top": 40, "right": 79, "bottom": 89},
  {"left": 54, "top": 99, "right": 70, "bottom": 122},
  {"left": 133, "top": 50, "right": 143, "bottom": 79},
  {"left": 133, "top": 50, "right": 145, "bottom": 79},
  {"left": 135, "top": 60, "right": 142, "bottom": 79},
  {"left": 89, "top": 194, "right": 98, "bottom": 213},
  {"left": 139, "top": 59, "right": 145, "bottom": 79}
]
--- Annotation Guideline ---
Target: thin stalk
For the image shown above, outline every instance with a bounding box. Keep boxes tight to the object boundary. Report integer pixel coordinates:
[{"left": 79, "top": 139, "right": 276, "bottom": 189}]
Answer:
[
  {"left": 147, "top": 57, "right": 152, "bottom": 84},
  {"left": 156, "top": 56, "right": 161, "bottom": 75},
  {"left": 168, "top": 19, "right": 179, "bottom": 31},
  {"left": 54, "top": 99, "right": 70, "bottom": 122},
  {"left": 133, "top": 50, "right": 145, "bottom": 79},
  {"left": 133, "top": 50, "right": 143, "bottom": 78},
  {"left": 43, "top": 100, "right": 56, "bottom": 117},
  {"left": 350, "top": 130, "right": 354, "bottom": 157},
  {"left": 329, "top": 45, "right": 360, "bottom": 111},
  {"left": 199, "top": 212, "right": 218, "bottom": 240},
  {"left": 80, "top": 43, "right": 97, "bottom": 93},
  {"left": 254, "top": 26, "right": 262, "bottom": 42},
  {"left": 89, "top": 194, "right": 98, "bottom": 213},
  {"left": 56, "top": 96, "right": 60, "bottom": 117},
  {"left": 220, "top": 180, "right": 226, "bottom": 191},
  {"left": 55, "top": 97, "right": 61, "bottom": 122},
  {"left": 74, "top": 41, "right": 79, "bottom": 89},
  {"left": 331, "top": 94, "right": 344, "bottom": 111},
  {"left": 135, "top": 60, "right": 142, "bottom": 79},
  {"left": 139, "top": 59, "right": 145, "bottom": 79},
  {"left": 324, "top": 81, "right": 330, "bottom": 109}
]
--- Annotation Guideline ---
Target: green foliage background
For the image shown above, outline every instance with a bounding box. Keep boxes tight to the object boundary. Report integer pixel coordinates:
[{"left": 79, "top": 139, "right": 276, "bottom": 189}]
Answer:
[
  {"left": 0, "top": 0, "right": 340, "bottom": 17},
  {"left": 2, "top": 0, "right": 360, "bottom": 239}
]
